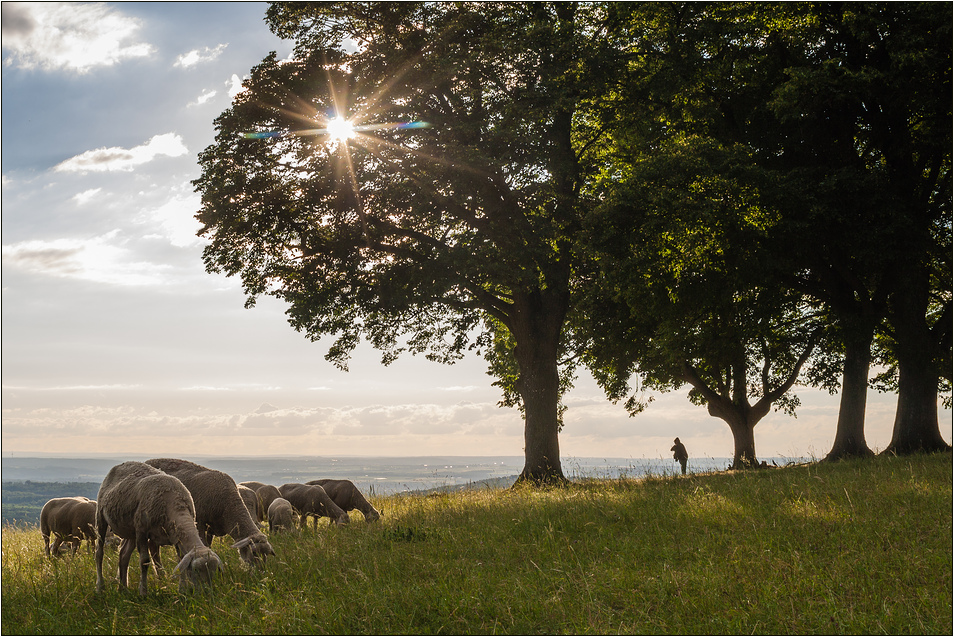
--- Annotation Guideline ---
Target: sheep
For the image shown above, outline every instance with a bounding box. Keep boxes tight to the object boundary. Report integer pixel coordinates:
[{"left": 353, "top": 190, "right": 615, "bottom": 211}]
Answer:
[
  {"left": 267, "top": 497, "right": 297, "bottom": 533},
  {"left": 239, "top": 481, "right": 283, "bottom": 516},
  {"left": 40, "top": 497, "right": 97, "bottom": 556},
  {"left": 306, "top": 479, "right": 381, "bottom": 524},
  {"left": 145, "top": 458, "right": 275, "bottom": 567},
  {"left": 238, "top": 484, "right": 264, "bottom": 525},
  {"left": 95, "top": 461, "right": 222, "bottom": 596},
  {"left": 278, "top": 483, "right": 350, "bottom": 529}
]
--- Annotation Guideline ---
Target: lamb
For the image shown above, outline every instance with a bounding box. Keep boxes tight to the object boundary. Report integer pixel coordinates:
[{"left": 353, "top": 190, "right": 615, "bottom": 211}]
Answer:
[
  {"left": 267, "top": 497, "right": 296, "bottom": 533},
  {"left": 40, "top": 497, "right": 97, "bottom": 556},
  {"left": 95, "top": 461, "right": 222, "bottom": 596},
  {"left": 306, "top": 479, "right": 381, "bottom": 524},
  {"left": 278, "top": 483, "right": 350, "bottom": 529},
  {"left": 239, "top": 481, "right": 283, "bottom": 518},
  {"left": 238, "top": 484, "right": 264, "bottom": 524},
  {"left": 145, "top": 458, "right": 275, "bottom": 567}
]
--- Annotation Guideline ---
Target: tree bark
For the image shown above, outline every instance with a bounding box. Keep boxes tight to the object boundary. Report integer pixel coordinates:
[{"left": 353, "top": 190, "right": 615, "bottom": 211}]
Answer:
[
  {"left": 725, "top": 414, "right": 759, "bottom": 469},
  {"left": 884, "top": 268, "right": 951, "bottom": 455},
  {"left": 511, "top": 289, "right": 569, "bottom": 485},
  {"left": 885, "top": 359, "right": 949, "bottom": 454},
  {"left": 825, "top": 326, "right": 875, "bottom": 461}
]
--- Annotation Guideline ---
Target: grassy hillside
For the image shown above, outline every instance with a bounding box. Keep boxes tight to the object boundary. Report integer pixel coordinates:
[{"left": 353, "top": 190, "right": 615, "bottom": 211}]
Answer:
[{"left": 2, "top": 453, "right": 950, "bottom": 635}]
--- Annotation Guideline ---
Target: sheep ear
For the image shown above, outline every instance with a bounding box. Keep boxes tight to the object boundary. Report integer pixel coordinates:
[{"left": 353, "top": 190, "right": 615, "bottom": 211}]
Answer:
[
  {"left": 174, "top": 549, "right": 195, "bottom": 573},
  {"left": 231, "top": 537, "right": 253, "bottom": 550}
]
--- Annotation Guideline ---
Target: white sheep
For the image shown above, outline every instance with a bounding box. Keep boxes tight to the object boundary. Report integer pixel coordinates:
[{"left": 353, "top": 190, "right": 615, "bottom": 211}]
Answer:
[
  {"left": 95, "top": 461, "right": 222, "bottom": 596},
  {"left": 278, "top": 483, "right": 350, "bottom": 529},
  {"left": 306, "top": 479, "right": 382, "bottom": 524},
  {"left": 40, "top": 496, "right": 97, "bottom": 556},
  {"left": 146, "top": 458, "right": 275, "bottom": 567},
  {"left": 267, "top": 497, "right": 297, "bottom": 533}
]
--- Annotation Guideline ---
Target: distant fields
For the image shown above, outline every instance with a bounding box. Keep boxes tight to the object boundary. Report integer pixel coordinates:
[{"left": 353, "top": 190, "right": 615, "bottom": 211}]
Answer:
[
  {"left": 2, "top": 453, "right": 950, "bottom": 634},
  {"left": 1, "top": 482, "right": 101, "bottom": 526}
]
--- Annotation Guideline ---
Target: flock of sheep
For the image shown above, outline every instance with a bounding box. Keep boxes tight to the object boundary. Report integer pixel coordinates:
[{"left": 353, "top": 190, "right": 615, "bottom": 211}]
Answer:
[{"left": 38, "top": 458, "right": 381, "bottom": 595}]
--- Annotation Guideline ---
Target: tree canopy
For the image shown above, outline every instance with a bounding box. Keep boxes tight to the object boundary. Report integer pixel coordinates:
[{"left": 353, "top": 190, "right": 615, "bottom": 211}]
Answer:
[{"left": 195, "top": 2, "right": 951, "bottom": 479}]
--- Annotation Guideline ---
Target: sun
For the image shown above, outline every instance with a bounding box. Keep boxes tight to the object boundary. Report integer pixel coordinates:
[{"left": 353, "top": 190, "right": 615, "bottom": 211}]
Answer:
[{"left": 326, "top": 116, "right": 356, "bottom": 143}]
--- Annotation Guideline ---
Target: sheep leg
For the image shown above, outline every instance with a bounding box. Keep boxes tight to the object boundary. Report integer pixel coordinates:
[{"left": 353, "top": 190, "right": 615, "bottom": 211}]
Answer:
[
  {"left": 149, "top": 540, "right": 165, "bottom": 577},
  {"left": 117, "top": 537, "right": 135, "bottom": 589},
  {"left": 95, "top": 516, "right": 109, "bottom": 592},
  {"left": 137, "top": 535, "right": 151, "bottom": 596},
  {"left": 50, "top": 535, "right": 63, "bottom": 556}
]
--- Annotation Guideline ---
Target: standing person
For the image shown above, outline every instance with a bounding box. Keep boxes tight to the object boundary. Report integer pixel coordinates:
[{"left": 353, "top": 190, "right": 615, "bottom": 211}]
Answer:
[{"left": 671, "top": 438, "right": 689, "bottom": 475}]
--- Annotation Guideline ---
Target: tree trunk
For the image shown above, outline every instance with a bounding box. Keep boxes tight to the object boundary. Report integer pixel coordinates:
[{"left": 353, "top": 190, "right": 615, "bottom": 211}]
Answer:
[
  {"left": 718, "top": 409, "right": 760, "bottom": 470},
  {"left": 885, "top": 354, "right": 950, "bottom": 454},
  {"left": 825, "top": 326, "right": 875, "bottom": 461},
  {"left": 884, "top": 269, "right": 951, "bottom": 455},
  {"left": 511, "top": 289, "right": 568, "bottom": 485}
]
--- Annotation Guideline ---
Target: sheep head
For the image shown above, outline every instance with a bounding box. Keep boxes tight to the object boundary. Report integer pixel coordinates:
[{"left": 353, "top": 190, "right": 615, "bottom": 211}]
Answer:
[
  {"left": 232, "top": 534, "right": 275, "bottom": 567},
  {"left": 174, "top": 546, "right": 222, "bottom": 591},
  {"left": 335, "top": 511, "right": 351, "bottom": 526}
]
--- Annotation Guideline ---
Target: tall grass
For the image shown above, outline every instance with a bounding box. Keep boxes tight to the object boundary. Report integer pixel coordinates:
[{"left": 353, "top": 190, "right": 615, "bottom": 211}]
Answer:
[{"left": 2, "top": 452, "right": 950, "bottom": 634}]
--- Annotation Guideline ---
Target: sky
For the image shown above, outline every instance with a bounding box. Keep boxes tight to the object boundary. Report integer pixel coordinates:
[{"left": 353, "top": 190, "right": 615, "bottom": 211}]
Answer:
[{"left": 1, "top": 2, "right": 951, "bottom": 463}]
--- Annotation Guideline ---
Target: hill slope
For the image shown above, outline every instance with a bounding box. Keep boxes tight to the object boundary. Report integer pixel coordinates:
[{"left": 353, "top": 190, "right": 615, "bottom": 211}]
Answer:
[{"left": 2, "top": 452, "right": 950, "bottom": 634}]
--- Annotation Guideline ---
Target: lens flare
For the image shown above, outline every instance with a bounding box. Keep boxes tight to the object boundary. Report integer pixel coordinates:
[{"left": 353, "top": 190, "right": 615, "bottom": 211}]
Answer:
[{"left": 242, "top": 120, "right": 430, "bottom": 140}]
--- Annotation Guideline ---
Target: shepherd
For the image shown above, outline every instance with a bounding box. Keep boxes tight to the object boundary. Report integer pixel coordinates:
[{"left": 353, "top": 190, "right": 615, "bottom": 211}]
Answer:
[{"left": 671, "top": 437, "right": 689, "bottom": 475}]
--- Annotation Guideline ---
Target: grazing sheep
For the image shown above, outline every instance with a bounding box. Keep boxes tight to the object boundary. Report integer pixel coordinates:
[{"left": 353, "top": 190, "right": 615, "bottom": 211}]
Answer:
[
  {"left": 278, "top": 483, "right": 350, "bottom": 528},
  {"left": 146, "top": 458, "right": 275, "bottom": 567},
  {"left": 267, "top": 497, "right": 296, "bottom": 533},
  {"left": 238, "top": 484, "right": 264, "bottom": 525},
  {"left": 40, "top": 497, "right": 97, "bottom": 556},
  {"left": 306, "top": 479, "right": 381, "bottom": 524},
  {"left": 95, "top": 461, "right": 222, "bottom": 596},
  {"left": 240, "top": 482, "right": 283, "bottom": 516}
]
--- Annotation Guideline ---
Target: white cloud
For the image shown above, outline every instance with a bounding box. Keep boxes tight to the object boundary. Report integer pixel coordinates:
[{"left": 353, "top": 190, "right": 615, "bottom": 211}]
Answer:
[
  {"left": 141, "top": 193, "right": 203, "bottom": 247},
  {"left": 54, "top": 133, "right": 188, "bottom": 173},
  {"left": 189, "top": 89, "right": 218, "bottom": 107},
  {"left": 1, "top": 2, "right": 153, "bottom": 73},
  {"left": 72, "top": 188, "right": 102, "bottom": 205},
  {"left": 174, "top": 44, "right": 227, "bottom": 68},
  {"left": 1, "top": 230, "right": 172, "bottom": 286},
  {"left": 227, "top": 73, "right": 247, "bottom": 99}
]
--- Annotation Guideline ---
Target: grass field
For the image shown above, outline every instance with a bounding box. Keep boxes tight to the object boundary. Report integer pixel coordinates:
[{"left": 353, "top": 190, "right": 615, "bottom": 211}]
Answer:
[{"left": 2, "top": 452, "right": 950, "bottom": 635}]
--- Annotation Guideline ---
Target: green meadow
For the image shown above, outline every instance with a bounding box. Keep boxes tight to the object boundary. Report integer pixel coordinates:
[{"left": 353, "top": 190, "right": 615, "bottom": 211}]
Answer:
[{"left": 2, "top": 452, "right": 950, "bottom": 635}]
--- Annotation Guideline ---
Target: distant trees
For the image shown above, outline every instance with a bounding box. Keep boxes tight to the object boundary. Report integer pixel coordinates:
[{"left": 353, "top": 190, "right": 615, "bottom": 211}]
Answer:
[{"left": 196, "top": 1, "right": 950, "bottom": 479}]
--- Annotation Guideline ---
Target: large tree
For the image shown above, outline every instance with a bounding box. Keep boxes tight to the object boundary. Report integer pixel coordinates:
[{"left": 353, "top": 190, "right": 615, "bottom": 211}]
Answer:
[
  {"left": 585, "top": 2, "right": 951, "bottom": 463},
  {"left": 194, "top": 2, "right": 627, "bottom": 483},
  {"left": 767, "top": 3, "right": 952, "bottom": 456},
  {"left": 582, "top": 138, "right": 823, "bottom": 469}
]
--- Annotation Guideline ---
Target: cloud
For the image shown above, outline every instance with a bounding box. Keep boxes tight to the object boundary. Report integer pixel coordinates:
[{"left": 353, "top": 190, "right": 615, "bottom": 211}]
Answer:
[
  {"left": 140, "top": 193, "right": 203, "bottom": 247},
  {"left": 1, "top": 2, "right": 153, "bottom": 73},
  {"left": 189, "top": 89, "right": 218, "bottom": 107},
  {"left": 174, "top": 44, "right": 227, "bottom": 68},
  {"left": 2, "top": 230, "right": 173, "bottom": 286},
  {"left": 227, "top": 74, "right": 247, "bottom": 99},
  {"left": 54, "top": 133, "right": 188, "bottom": 173},
  {"left": 72, "top": 188, "right": 102, "bottom": 205}
]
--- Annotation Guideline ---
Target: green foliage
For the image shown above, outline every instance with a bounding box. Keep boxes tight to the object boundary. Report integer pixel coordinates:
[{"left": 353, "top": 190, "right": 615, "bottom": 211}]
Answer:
[{"left": 3, "top": 453, "right": 951, "bottom": 634}]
